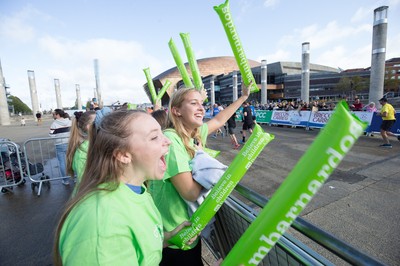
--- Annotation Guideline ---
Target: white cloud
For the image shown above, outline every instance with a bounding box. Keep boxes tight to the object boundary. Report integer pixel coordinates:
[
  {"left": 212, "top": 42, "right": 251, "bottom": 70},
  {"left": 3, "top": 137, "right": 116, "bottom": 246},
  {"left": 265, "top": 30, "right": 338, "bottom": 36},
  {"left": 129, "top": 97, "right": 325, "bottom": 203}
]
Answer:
[
  {"left": 258, "top": 49, "right": 291, "bottom": 63},
  {"left": 8, "top": 36, "right": 166, "bottom": 110},
  {"left": 296, "top": 21, "right": 371, "bottom": 50},
  {"left": 0, "top": 6, "right": 37, "bottom": 42},
  {"left": 40, "top": 37, "right": 164, "bottom": 107},
  {"left": 386, "top": 32, "right": 400, "bottom": 59},
  {"left": 0, "top": 4, "right": 168, "bottom": 110},
  {"left": 351, "top": 7, "right": 372, "bottom": 23},
  {"left": 388, "top": 0, "right": 400, "bottom": 7},
  {"left": 316, "top": 44, "right": 371, "bottom": 69},
  {"left": 264, "top": 0, "right": 280, "bottom": 8},
  {"left": 274, "top": 20, "right": 373, "bottom": 68},
  {"left": 38, "top": 37, "right": 147, "bottom": 62}
]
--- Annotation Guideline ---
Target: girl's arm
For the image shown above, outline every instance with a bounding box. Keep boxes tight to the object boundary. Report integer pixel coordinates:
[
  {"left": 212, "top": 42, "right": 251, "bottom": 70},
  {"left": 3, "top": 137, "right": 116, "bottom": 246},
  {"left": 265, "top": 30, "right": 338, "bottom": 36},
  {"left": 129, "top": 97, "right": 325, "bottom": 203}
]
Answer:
[
  {"left": 171, "top": 172, "right": 202, "bottom": 202},
  {"left": 206, "top": 82, "right": 251, "bottom": 134}
]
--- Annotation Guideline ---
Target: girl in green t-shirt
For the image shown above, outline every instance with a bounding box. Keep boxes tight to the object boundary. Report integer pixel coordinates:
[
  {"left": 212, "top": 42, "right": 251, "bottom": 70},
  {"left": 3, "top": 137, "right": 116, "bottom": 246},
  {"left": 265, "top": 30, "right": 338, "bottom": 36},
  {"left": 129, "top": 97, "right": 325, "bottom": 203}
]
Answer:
[
  {"left": 66, "top": 110, "right": 96, "bottom": 196},
  {"left": 150, "top": 83, "right": 251, "bottom": 265},
  {"left": 54, "top": 110, "right": 193, "bottom": 266}
]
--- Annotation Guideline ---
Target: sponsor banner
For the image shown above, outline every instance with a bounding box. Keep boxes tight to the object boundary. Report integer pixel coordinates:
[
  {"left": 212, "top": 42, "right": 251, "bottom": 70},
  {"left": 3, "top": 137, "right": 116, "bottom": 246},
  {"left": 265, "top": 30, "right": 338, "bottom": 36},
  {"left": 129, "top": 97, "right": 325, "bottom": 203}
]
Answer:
[
  {"left": 235, "top": 110, "right": 243, "bottom": 122},
  {"left": 367, "top": 112, "right": 400, "bottom": 134},
  {"left": 254, "top": 110, "right": 272, "bottom": 124},
  {"left": 230, "top": 109, "right": 396, "bottom": 134},
  {"left": 270, "top": 111, "right": 310, "bottom": 127},
  {"left": 351, "top": 111, "right": 374, "bottom": 132},
  {"left": 270, "top": 111, "right": 291, "bottom": 125},
  {"left": 306, "top": 111, "right": 333, "bottom": 128},
  {"left": 289, "top": 111, "right": 310, "bottom": 127},
  {"left": 351, "top": 111, "right": 374, "bottom": 125}
]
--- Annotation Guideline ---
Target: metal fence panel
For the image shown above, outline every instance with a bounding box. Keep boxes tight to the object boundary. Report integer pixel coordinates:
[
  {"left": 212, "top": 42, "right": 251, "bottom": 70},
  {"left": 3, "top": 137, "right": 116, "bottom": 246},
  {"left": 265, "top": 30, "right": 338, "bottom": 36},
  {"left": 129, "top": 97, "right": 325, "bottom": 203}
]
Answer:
[
  {"left": 0, "top": 140, "right": 26, "bottom": 193},
  {"left": 202, "top": 184, "right": 385, "bottom": 265},
  {"left": 23, "top": 137, "right": 70, "bottom": 196},
  {"left": 202, "top": 195, "right": 328, "bottom": 266}
]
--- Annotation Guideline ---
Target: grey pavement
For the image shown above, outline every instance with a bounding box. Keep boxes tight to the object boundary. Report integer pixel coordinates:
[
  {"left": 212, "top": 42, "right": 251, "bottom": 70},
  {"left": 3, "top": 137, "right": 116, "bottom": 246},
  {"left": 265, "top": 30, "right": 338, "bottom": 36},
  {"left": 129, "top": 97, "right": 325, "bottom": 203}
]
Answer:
[
  {"left": 208, "top": 124, "right": 400, "bottom": 266},
  {"left": 1, "top": 116, "right": 73, "bottom": 266},
  {"left": 1, "top": 117, "right": 399, "bottom": 265}
]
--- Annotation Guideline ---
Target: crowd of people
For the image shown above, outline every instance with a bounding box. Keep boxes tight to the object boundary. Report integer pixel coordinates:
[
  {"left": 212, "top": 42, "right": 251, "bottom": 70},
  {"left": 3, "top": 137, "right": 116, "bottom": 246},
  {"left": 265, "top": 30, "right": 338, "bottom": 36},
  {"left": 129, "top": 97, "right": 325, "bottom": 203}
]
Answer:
[
  {"left": 50, "top": 83, "right": 254, "bottom": 266},
  {"left": 243, "top": 98, "right": 378, "bottom": 113},
  {"left": 46, "top": 85, "right": 399, "bottom": 265}
]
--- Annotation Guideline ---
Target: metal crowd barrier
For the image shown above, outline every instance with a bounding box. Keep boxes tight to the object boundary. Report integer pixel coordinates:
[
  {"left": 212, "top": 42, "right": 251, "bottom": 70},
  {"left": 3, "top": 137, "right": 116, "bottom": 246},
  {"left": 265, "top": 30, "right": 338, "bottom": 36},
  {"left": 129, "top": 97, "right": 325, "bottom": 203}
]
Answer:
[
  {"left": 23, "top": 137, "right": 70, "bottom": 196},
  {"left": 0, "top": 140, "right": 26, "bottom": 193},
  {"left": 202, "top": 184, "right": 385, "bottom": 265}
]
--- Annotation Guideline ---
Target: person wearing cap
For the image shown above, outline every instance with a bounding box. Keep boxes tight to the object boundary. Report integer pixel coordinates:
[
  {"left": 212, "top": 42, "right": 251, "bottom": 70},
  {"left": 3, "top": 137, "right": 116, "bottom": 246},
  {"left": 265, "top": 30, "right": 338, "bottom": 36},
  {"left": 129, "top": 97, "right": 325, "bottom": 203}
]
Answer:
[{"left": 376, "top": 97, "right": 398, "bottom": 148}]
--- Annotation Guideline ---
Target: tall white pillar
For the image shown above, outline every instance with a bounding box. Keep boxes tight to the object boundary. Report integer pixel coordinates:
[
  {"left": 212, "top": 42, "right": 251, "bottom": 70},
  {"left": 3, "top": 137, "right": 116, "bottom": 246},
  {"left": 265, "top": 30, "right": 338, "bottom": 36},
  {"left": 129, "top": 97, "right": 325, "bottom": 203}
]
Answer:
[
  {"left": 369, "top": 6, "right": 388, "bottom": 108},
  {"left": 261, "top": 60, "right": 267, "bottom": 105},
  {"left": 232, "top": 71, "right": 238, "bottom": 102},
  {"left": 54, "top": 79, "right": 62, "bottom": 109},
  {"left": 94, "top": 59, "right": 102, "bottom": 106},
  {"left": 210, "top": 76, "right": 215, "bottom": 107},
  {"left": 27, "top": 70, "right": 40, "bottom": 121},
  {"left": 0, "top": 60, "right": 10, "bottom": 125},
  {"left": 301, "top": 42, "right": 310, "bottom": 103},
  {"left": 76, "top": 84, "right": 82, "bottom": 110}
]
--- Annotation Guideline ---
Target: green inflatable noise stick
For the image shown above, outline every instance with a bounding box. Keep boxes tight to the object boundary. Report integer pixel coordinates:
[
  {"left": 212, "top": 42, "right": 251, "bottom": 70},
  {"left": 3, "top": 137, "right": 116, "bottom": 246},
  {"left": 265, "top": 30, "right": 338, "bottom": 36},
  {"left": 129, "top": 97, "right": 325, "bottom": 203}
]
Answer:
[
  {"left": 169, "top": 124, "right": 274, "bottom": 249},
  {"left": 221, "top": 101, "right": 367, "bottom": 266},
  {"left": 179, "top": 33, "right": 209, "bottom": 103},
  {"left": 168, "top": 38, "right": 194, "bottom": 88},
  {"left": 214, "top": 0, "right": 259, "bottom": 93},
  {"left": 180, "top": 33, "right": 202, "bottom": 90},
  {"left": 156, "top": 80, "right": 171, "bottom": 101},
  {"left": 143, "top": 67, "right": 157, "bottom": 104},
  {"left": 127, "top": 103, "right": 136, "bottom": 110}
]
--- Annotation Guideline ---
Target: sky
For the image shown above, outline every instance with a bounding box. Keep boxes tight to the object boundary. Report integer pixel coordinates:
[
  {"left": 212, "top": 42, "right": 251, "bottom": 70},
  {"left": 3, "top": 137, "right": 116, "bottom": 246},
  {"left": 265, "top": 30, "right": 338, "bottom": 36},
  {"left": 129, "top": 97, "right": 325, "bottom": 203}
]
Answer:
[{"left": 1, "top": 0, "right": 399, "bottom": 110}]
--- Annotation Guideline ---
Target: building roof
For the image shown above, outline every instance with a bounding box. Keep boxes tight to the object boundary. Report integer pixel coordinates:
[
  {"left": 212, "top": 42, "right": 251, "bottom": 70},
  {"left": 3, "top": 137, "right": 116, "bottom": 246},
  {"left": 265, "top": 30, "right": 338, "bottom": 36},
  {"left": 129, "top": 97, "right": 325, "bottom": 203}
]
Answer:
[
  {"left": 266, "top": 61, "right": 339, "bottom": 75},
  {"left": 143, "top": 56, "right": 261, "bottom": 101}
]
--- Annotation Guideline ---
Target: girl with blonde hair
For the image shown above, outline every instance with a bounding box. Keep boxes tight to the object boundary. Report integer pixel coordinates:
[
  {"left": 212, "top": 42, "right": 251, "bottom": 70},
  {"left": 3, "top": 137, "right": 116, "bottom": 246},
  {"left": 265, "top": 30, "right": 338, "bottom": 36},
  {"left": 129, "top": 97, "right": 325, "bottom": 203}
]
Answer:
[{"left": 149, "top": 83, "right": 250, "bottom": 265}]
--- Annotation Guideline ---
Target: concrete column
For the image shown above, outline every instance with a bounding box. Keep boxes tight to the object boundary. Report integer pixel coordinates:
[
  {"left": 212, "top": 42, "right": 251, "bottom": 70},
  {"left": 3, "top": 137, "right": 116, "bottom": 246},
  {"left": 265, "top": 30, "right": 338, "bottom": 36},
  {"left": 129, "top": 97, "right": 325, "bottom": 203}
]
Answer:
[
  {"left": 369, "top": 6, "right": 388, "bottom": 108},
  {"left": 0, "top": 60, "right": 10, "bottom": 125},
  {"left": 76, "top": 84, "right": 82, "bottom": 110},
  {"left": 27, "top": 70, "right": 40, "bottom": 121},
  {"left": 301, "top": 42, "right": 310, "bottom": 103},
  {"left": 94, "top": 59, "right": 102, "bottom": 106},
  {"left": 261, "top": 59, "right": 267, "bottom": 105},
  {"left": 232, "top": 71, "right": 238, "bottom": 102},
  {"left": 54, "top": 79, "right": 62, "bottom": 109},
  {"left": 210, "top": 76, "right": 215, "bottom": 107}
]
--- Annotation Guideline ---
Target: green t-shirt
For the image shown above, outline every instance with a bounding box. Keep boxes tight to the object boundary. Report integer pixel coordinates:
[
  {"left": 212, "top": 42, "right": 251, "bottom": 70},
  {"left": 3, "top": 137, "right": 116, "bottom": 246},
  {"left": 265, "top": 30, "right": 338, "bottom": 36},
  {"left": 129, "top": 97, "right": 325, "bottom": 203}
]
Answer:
[
  {"left": 72, "top": 140, "right": 89, "bottom": 182},
  {"left": 71, "top": 140, "right": 88, "bottom": 196},
  {"left": 149, "top": 124, "right": 208, "bottom": 248},
  {"left": 60, "top": 183, "right": 164, "bottom": 266}
]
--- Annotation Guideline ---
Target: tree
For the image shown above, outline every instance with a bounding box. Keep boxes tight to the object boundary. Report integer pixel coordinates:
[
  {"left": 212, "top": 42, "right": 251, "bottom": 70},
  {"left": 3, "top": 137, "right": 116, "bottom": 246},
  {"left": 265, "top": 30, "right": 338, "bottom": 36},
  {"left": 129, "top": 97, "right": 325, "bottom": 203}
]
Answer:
[
  {"left": 350, "top": 76, "right": 369, "bottom": 92},
  {"left": 384, "top": 67, "right": 400, "bottom": 92},
  {"left": 335, "top": 76, "right": 369, "bottom": 97},
  {"left": 8, "top": 95, "right": 32, "bottom": 114}
]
